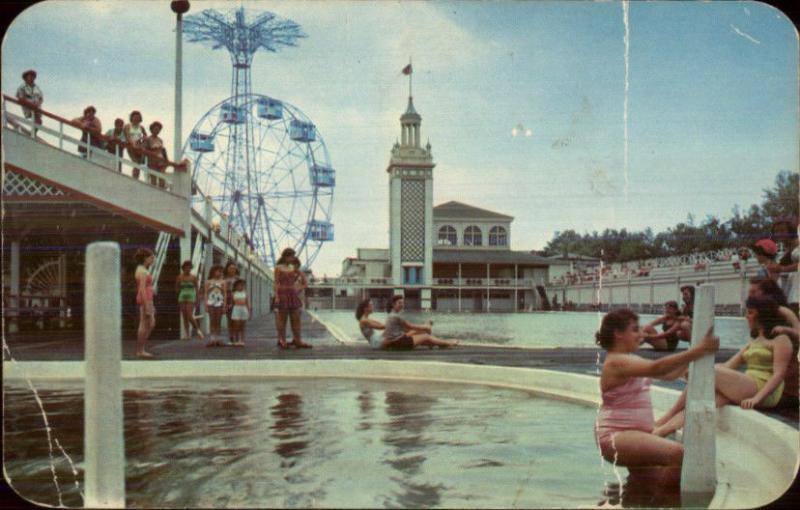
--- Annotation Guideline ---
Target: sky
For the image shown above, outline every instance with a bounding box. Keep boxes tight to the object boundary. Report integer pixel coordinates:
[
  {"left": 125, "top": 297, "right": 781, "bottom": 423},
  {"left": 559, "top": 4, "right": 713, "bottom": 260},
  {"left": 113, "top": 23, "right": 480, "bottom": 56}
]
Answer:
[{"left": 2, "top": 0, "right": 798, "bottom": 276}]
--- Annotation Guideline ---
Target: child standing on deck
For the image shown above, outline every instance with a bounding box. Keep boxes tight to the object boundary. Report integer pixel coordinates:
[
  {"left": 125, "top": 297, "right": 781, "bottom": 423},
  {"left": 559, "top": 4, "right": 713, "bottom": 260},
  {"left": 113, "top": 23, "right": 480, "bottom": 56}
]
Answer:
[
  {"left": 175, "top": 260, "right": 204, "bottom": 341},
  {"left": 230, "top": 279, "right": 251, "bottom": 347},
  {"left": 204, "top": 265, "right": 227, "bottom": 347}
]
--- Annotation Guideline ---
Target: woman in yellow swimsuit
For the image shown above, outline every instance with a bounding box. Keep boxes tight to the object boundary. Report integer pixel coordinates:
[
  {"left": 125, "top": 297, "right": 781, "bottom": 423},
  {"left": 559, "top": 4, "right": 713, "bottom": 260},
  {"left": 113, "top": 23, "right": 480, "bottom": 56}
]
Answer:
[{"left": 653, "top": 295, "right": 792, "bottom": 437}]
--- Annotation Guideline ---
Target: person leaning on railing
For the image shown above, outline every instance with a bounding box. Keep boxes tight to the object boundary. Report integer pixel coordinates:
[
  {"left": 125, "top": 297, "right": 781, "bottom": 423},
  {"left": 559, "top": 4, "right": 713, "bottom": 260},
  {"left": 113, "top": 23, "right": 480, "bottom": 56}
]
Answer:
[
  {"left": 143, "top": 121, "right": 168, "bottom": 188},
  {"left": 123, "top": 110, "right": 147, "bottom": 179},
  {"left": 104, "top": 118, "right": 126, "bottom": 171},
  {"left": 72, "top": 105, "right": 102, "bottom": 158}
]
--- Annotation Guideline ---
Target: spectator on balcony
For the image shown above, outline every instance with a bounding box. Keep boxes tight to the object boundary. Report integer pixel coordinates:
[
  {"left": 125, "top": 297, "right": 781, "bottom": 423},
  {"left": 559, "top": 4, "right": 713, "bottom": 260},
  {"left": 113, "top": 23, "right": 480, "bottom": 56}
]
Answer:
[
  {"left": 104, "top": 118, "right": 126, "bottom": 169},
  {"left": 16, "top": 69, "right": 43, "bottom": 127},
  {"left": 752, "top": 239, "right": 779, "bottom": 280},
  {"left": 72, "top": 106, "right": 102, "bottom": 158},
  {"left": 124, "top": 110, "right": 147, "bottom": 179},
  {"left": 768, "top": 219, "right": 799, "bottom": 307},
  {"left": 143, "top": 121, "right": 168, "bottom": 188},
  {"left": 642, "top": 301, "right": 688, "bottom": 351}
]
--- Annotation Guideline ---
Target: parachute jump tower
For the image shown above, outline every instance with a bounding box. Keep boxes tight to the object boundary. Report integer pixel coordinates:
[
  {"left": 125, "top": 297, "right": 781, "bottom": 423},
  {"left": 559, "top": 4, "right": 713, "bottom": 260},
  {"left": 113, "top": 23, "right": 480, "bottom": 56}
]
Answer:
[{"left": 183, "top": 7, "right": 335, "bottom": 268}]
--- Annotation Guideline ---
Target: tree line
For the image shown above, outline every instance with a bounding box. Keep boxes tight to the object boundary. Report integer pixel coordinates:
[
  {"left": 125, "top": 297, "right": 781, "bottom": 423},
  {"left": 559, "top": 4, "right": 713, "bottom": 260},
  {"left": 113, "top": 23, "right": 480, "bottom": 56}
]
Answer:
[{"left": 540, "top": 171, "right": 799, "bottom": 263}]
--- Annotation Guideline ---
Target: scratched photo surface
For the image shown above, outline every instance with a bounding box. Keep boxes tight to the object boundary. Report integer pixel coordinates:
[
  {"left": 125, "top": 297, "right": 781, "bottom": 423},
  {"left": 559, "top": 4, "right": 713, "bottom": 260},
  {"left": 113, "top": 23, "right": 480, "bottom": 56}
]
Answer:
[{"left": 2, "top": 1, "right": 798, "bottom": 508}]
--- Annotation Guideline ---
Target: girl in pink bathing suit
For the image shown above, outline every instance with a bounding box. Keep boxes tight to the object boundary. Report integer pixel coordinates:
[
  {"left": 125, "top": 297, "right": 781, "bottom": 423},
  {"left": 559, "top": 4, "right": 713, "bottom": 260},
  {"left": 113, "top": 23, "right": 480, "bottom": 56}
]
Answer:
[{"left": 594, "top": 308, "right": 718, "bottom": 478}]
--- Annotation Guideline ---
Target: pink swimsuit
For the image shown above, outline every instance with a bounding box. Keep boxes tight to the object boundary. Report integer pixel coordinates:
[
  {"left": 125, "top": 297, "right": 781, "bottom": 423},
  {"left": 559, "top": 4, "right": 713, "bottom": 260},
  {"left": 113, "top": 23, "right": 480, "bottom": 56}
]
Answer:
[{"left": 594, "top": 376, "right": 654, "bottom": 458}]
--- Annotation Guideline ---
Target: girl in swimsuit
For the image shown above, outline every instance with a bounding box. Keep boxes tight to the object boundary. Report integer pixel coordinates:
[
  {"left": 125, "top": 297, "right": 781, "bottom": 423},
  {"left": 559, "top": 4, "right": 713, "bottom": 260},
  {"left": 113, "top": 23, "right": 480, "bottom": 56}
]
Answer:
[
  {"left": 594, "top": 308, "right": 718, "bottom": 479},
  {"left": 356, "top": 298, "right": 386, "bottom": 349},
  {"left": 653, "top": 295, "right": 792, "bottom": 437},
  {"left": 134, "top": 248, "right": 157, "bottom": 359},
  {"left": 223, "top": 261, "right": 239, "bottom": 344},
  {"left": 175, "top": 260, "right": 204, "bottom": 341},
  {"left": 229, "top": 278, "right": 251, "bottom": 347},
  {"left": 204, "top": 264, "right": 227, "bottom": 347},
  {"left": 123, "top": 110, "right": 147, "bottom": 180},
  {"left": 273, "top": 248, "right": 311, "bottom": 349}
]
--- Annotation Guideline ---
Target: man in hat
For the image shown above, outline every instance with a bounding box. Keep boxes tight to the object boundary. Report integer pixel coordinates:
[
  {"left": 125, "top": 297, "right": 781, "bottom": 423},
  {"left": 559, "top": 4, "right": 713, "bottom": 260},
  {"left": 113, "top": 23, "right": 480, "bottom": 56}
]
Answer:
[{"left": 16, "top": 69, "right": 43, "bottom": 127}]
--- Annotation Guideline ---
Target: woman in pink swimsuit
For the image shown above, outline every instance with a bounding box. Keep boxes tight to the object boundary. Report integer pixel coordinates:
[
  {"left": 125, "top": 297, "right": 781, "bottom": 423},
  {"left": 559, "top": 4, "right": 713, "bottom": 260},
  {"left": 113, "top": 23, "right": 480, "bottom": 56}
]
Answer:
[
  {"left": 594, "top": 308, "right": 718, "bottom": 478},
  {"left": 134, "top": 248, "right": 156, "bottom": 359}
]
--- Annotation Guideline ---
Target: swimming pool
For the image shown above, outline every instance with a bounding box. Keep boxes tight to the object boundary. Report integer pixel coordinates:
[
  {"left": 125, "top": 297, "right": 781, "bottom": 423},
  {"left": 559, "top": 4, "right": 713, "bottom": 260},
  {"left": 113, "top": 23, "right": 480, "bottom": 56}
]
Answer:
[
  {"left": 312, "top": 310, "right": 749, "bottom": 349},
  {"left": 5, "top": 378, "right": 623, "bottom": 508}
]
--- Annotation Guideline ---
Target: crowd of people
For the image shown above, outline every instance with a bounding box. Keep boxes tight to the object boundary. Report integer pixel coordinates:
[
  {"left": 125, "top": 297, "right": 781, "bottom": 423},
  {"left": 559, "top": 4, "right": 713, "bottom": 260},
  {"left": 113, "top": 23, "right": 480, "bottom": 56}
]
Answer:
[
  {"left": 552, "top": 224, "right": 798, "bottom": 288},
  {"left": 14, "top": 69, "right": 174, "bottom": 187},
  {"left": 133, "top": 247, "right": 310, "bottom": 358}
]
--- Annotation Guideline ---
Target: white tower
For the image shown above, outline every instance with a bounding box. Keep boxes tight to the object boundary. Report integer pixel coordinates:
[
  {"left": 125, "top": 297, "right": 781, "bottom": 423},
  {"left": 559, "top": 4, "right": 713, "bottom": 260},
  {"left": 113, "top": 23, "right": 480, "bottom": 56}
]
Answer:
[{"left": 387, "top": 92, "right": 435, "bottom": 310}]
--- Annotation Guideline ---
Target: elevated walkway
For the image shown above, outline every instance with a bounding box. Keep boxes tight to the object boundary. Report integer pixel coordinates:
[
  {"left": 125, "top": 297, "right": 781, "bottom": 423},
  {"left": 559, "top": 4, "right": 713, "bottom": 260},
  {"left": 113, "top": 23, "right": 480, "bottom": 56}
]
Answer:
[
  {"left": 3, "top": 126, "right": 188, "bottom": 235},
  {"left": 2, "top": 94, "right": 274, "bottom": 336}
]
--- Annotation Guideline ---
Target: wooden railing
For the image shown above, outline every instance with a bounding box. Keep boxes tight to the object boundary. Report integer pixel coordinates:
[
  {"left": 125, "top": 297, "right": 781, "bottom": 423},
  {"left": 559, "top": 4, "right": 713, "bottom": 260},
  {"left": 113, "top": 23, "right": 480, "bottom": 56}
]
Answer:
[{"left": 2, "top": 94, "right": 187, "bottom": 190}]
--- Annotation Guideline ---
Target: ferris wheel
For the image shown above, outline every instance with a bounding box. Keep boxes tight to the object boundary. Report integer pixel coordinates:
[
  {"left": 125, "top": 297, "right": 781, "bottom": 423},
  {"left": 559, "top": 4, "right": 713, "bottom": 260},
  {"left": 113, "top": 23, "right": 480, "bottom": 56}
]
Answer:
[
  {"left": 183, "top": 94, "right": 334, "bottom": 268},
  {"left": 182, "top": 7, "right": 335, "bottom": 269}
]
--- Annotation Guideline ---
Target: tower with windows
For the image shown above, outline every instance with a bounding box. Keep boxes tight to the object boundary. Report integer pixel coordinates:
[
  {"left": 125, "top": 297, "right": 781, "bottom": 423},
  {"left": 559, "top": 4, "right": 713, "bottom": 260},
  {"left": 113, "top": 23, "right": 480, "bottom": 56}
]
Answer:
[{"left": 387, "top": 92, "right": 435, "bottom": 309}]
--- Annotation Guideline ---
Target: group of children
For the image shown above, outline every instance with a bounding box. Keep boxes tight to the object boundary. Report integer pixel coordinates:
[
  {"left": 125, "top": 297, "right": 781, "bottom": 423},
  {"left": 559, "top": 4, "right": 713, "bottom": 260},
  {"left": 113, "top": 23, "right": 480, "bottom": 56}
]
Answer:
[{"left": 175, "top": 260, "right": 252, "bottom": 347}]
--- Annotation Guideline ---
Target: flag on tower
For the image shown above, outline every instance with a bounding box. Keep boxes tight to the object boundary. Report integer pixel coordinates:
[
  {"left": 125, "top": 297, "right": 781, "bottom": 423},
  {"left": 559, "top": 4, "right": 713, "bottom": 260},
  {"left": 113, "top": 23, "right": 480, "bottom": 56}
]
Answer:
[{"left": 402, "top": 63, "right": 412, "bottom": 75}]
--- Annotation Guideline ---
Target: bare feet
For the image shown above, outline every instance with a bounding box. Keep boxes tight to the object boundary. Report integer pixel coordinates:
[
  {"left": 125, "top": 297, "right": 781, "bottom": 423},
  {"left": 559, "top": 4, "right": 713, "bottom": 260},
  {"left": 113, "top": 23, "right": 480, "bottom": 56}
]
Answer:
[
  {"left": 136, "top": 351, "right": 155, "bottom": 359},
  {"left": 278, "top": 340, "right": 290, "bottom": 349},
  {"left": 292, "top": 340, "right": 313, "bottom": 349}
]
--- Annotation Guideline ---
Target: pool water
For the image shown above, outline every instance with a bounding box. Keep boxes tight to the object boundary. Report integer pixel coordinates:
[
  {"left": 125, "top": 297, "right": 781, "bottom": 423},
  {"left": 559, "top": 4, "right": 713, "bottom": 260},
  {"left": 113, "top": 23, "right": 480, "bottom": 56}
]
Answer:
[
  {"left": 314, "top": 310, "right": 749, "bottom": 349},
  {"left": 4, "top": 378, "right": 625, "bottom": 508}
]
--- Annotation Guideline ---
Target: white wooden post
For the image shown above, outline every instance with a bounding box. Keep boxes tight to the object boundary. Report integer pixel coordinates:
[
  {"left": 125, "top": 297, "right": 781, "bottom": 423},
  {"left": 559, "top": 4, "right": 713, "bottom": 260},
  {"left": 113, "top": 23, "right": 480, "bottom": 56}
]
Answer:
[
  {"left": 84, "top": 242, "right": 125, "bottom": 508},
  {"left": 681, "top": 283, "right": 717, "bottom": 504}
]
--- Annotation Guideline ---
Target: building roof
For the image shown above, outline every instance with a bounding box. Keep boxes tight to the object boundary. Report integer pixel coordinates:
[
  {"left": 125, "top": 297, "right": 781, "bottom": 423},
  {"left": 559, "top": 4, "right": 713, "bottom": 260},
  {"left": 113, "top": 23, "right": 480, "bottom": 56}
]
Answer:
[
  {"left": 433, "top": 249, "right": 568, "bottom": 266},
  {"left": 433, "top": 201, "right": 514, "bottom": 221}
]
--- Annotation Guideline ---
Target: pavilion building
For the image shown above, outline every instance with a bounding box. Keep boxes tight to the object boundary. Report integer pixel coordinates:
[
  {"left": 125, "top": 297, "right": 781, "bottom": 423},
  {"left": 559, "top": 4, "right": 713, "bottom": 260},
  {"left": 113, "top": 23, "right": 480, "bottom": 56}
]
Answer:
[{"left": 311, "top": 91, "right": 568, "bottom": 312}]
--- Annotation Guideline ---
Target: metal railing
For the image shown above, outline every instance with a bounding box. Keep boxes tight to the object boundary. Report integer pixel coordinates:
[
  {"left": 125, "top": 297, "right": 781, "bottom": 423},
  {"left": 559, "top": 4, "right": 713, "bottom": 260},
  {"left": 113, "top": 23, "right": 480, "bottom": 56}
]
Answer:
[{"left": 2, "top": 94, "right": 187, "bottom": 191}]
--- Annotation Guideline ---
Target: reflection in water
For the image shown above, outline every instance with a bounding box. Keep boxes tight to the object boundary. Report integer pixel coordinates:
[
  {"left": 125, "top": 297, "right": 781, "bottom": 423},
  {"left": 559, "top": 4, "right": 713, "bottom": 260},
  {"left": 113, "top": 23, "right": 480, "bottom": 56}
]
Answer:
[
  {"left": 356, "top": 390, "right": 373, "bottom": 430},
  {"left": 381, "top": 391, "right": 444, "bottom": 508},
  {"left": 5, "top": 379, "right": 609, "bottom": 508},
  {"left": 270, "top": 392, "right": 309, "bottom": 463}
]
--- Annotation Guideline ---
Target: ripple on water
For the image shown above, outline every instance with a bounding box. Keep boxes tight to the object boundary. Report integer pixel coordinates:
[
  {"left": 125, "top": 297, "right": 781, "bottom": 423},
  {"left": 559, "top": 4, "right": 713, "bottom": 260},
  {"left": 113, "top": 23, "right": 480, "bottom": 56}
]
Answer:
[{"left": 5, "top": 378, "right": 615, "bottom": 508}]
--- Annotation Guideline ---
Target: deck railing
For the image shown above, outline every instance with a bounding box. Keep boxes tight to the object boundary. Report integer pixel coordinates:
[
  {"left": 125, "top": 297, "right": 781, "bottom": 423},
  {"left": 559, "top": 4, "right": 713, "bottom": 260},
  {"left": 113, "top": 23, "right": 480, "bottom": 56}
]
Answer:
[{"left": 2, "top": 94, "right": 187, "bottom": 191}]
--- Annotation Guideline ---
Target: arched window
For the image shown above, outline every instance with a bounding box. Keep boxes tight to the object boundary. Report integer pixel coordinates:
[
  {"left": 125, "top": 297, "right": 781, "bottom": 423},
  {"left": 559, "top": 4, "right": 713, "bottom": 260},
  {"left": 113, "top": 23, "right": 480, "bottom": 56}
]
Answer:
[
  {"left": 489, "top": 226, "right": 507, "bottom": 246},
  {"left": 437, "top": 225, "right": 457, "bottom": 246},
  {"left": 464, "top": 226, "right": 482, "bottom": 246}
]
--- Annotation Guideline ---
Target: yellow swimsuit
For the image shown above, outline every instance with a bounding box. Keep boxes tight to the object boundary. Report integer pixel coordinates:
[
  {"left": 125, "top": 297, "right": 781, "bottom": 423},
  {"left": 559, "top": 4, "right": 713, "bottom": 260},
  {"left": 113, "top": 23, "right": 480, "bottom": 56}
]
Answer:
[{"left": 743, "top": 341, "right": 784, "bottom": 408}]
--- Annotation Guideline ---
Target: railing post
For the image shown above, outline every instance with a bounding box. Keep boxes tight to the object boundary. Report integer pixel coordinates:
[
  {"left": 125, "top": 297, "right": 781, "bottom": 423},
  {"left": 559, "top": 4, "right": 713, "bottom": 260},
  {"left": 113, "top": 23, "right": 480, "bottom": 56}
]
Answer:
[
  {"left": 84, "top": 242, "right": 125, "bottom": 508},
  {"left": 681, "top": 283, "right": 717, "bottom": 505}
]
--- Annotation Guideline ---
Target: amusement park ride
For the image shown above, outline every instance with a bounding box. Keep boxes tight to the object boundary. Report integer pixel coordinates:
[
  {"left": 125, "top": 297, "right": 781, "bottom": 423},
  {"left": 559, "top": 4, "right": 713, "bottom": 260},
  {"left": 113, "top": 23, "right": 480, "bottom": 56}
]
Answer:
[{"left": 182, "top": 7, "right": 335, "bottom": 269}]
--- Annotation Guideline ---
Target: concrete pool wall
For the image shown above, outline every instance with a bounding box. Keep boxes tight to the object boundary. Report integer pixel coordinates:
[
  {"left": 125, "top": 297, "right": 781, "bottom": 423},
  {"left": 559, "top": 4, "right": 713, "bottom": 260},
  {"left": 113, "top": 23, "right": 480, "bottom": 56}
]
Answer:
[{"left": 4, "top": 359, "right": 797, "bottom": 508}]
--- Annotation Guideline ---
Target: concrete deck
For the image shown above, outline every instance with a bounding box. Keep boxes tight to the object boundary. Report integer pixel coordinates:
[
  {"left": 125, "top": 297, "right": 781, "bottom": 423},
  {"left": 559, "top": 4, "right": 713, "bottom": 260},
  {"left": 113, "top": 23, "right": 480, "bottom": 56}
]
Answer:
[{"left": 3, "top": 311, "right": 797, "bottom": 427}]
